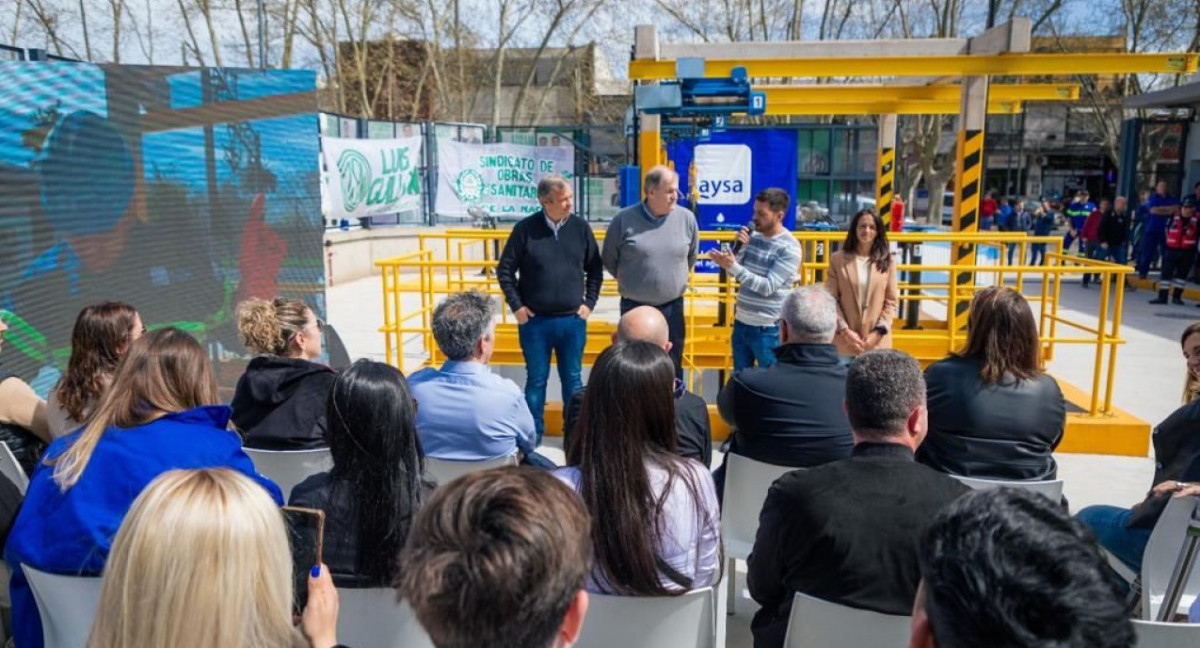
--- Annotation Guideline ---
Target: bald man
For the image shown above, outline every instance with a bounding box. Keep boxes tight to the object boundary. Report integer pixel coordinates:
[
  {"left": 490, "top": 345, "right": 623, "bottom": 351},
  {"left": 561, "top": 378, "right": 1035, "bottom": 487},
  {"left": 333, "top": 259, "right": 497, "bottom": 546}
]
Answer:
[
  {"left": 561, "top": 306, "right": 712, "bottom": 466},
  {"left": 602, "top": 165, "right": 699, "bottom": 380}
]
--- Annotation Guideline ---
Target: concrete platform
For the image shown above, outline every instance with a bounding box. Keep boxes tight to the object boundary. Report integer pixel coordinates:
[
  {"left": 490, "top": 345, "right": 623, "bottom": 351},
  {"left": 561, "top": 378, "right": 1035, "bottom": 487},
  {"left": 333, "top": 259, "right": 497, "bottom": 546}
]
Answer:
[{"left": 326, "top": 270, "right": 1187, "bottom": 648}]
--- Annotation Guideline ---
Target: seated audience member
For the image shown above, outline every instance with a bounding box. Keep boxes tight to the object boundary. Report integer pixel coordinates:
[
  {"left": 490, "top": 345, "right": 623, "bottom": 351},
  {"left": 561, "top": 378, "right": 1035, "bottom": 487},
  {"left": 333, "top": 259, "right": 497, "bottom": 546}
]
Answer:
[
  {"left": 398, "top": 467, "right": 592, "bottom": 648},
  {"left": 911, "top": 488, "right": 1134, "bottom": 648},
  {"left": 47, "top": 301, "right": 144, "bottom": 438},
  {"left": 714, "top": 286, "right": 853, "bottom": 495},
  {"left": 748, "top": 350, "right": 969, "bottom": 648},
  {"left": 5, "top": 328, "right": 282, "bottom": 648},
  {"left": 0, "top": 314, "right": 51, "bottom": 474},
  {"left": 918, "top": 286, "right": 1066, "bottom": 480},
  {"left": 290, "top": 359, "right": 433, "bottom": 587},
  {"left": 563, "top": 306, "right": 711, "bottom": 466},
  {"left": 556, "top": 341, "right": 720, "bottom": 595},
  {"left": 87, "top": 469, "right": 342, "bottom": 648},
  {"left": 1077, "top": 322, "right": 1200, "bottom": 571},
  {"left": 408, "top": 291, "right": 553, "bottom": 468},
  {"left": 232, "top": 297, "right": 336, "bottom": 450}
]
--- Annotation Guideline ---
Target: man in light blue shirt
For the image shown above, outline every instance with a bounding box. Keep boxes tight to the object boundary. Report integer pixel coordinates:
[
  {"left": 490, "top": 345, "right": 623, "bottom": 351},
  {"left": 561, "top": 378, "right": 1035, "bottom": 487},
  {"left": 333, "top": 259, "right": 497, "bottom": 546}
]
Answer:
[{"left": 408, "top": 291, "right": 554, "bottom": 467}]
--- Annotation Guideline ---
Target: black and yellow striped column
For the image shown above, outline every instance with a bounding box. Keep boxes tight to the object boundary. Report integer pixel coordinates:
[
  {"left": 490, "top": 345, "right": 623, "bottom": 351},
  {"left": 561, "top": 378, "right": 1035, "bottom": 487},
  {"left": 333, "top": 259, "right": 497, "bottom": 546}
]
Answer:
[
  {"left": 951, "top": 128, "right": 984, "bottom": 332},
  {"left": 877, "top": 147, "right": 895, "bottom": 228}
]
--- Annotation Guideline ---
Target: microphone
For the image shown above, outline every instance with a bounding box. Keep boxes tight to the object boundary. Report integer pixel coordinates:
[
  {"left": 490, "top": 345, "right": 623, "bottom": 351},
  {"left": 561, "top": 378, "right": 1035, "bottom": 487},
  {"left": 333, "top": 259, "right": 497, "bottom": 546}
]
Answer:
[{"left": 730, "top": 223, "right": 752, "bottom": 254}]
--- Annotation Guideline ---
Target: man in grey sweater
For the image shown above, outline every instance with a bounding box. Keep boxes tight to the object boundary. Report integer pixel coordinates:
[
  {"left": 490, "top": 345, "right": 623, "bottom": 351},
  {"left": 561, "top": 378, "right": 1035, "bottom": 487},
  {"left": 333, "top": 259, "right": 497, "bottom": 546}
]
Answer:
[{"left": 602, "top": 165, "right": 699, "bottom": 378}]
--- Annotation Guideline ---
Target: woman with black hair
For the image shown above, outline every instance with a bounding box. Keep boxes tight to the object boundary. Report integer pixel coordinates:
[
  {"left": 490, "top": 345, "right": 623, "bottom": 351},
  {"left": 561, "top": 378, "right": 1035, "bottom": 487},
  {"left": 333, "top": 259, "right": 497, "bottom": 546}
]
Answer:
[
  {"left": 554, "top": 341, "right": 720, "bottom": 595},
  {"left": 824, "top": 210, "right": 899, "bottom": 357},
  {"left": 289, "top": 359, "right": 433, "bottom": 587}
]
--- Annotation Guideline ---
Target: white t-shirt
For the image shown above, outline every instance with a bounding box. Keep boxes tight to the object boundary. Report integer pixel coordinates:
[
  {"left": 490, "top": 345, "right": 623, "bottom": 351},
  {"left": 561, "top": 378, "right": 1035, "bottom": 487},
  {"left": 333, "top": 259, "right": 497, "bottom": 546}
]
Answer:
[{"left": 854, "top": 255, "right": 871, "bottom": 313}]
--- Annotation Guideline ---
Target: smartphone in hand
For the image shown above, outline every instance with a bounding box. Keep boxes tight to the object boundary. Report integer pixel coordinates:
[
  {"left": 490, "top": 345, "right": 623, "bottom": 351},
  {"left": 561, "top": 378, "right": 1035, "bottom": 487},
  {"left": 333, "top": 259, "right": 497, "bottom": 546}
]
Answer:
[{"left": 283, "top": 506, "right": 326, "bottom": 612}]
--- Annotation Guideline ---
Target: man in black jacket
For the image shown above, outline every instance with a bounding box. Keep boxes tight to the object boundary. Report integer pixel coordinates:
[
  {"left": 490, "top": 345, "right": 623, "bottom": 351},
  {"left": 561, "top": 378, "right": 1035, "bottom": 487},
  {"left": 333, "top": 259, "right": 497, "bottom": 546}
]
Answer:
[
  {"left": 747, "top": 350, "right": 969, "bottom": 648},
  {"left": 1098, "top": 195, "right": 1135, "bottom": 290},
  {"left": 496, "top": 175, "right": 603, "bottom": 444},
  {"left": 713, "top": 286, "right": 852, "bottom": 497},
  {"left": 562, "top": 306, "right": 711, "bottom": 466}
]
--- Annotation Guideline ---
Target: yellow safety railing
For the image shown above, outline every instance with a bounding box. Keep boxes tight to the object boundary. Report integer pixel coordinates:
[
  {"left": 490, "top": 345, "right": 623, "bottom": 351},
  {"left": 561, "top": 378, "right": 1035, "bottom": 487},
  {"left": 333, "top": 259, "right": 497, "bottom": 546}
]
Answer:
[{"left": 377, "top": 227, "right": 1130, "bottom": 418}]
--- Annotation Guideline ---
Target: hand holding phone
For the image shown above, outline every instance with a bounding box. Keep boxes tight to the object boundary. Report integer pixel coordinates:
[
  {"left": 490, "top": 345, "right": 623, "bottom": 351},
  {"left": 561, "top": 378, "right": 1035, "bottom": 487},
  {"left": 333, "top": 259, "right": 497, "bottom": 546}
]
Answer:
[{"left": 283, "top": 506, "right": 326, "bottom": 612}]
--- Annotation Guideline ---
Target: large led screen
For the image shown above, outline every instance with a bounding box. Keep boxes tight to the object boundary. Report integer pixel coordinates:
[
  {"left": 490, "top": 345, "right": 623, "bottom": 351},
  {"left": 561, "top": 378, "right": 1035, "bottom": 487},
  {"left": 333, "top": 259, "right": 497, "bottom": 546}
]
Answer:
[{"left": 0, "top": 63, "right": 325, "bottom": 396}]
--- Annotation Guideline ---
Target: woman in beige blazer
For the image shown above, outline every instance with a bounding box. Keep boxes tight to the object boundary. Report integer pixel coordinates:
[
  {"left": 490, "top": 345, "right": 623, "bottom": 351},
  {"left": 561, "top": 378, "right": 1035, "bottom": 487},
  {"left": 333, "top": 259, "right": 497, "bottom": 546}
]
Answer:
[{"left": 824, "top": 210, "right": 899, "bottom": 357}]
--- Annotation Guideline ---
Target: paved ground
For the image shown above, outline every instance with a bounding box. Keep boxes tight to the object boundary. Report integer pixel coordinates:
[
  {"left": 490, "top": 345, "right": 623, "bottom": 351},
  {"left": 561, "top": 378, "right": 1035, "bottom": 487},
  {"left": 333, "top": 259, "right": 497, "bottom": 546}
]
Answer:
[{"left": 326, "top": 270, "right": 1192, "bottom": 648}]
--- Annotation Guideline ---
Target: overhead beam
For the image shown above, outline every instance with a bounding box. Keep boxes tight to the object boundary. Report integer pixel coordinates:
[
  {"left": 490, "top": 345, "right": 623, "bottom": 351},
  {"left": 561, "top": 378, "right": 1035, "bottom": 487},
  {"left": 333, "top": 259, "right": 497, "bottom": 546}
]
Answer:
[
  {"left": 658, "top": 38, "right": 969, "bottom": 60},
  {"left": 763, "top": 100, "right": 1023, "bottom": 115},
  {"left": 757, "top": 83, "right": 1078, "bottom": 103},
  {"left": 628, "top": 53, "right": 1199, "bottom": 80}
]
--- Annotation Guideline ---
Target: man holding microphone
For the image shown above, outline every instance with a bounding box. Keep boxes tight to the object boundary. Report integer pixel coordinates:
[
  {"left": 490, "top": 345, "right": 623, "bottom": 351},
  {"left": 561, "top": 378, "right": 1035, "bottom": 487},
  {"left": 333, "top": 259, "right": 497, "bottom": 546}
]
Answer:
[
  {"left": 602, "top": 165, "right": 699, "bottom": 379},
  {"left": 709, "top": 188, "right": 802, "bottom": 372},
  {"left": 497, "top": 174, "right": 603, "bottom": 444}
]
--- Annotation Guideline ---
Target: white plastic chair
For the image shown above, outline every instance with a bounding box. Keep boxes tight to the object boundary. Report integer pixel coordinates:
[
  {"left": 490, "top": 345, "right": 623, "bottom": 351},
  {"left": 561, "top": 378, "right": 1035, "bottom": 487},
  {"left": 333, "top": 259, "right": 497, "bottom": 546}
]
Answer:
[
  {"left": 1141, "top": 496, "right": 1200, "bottom": 620},
  {"left": 720, "top": 453, "right": 798, "bottom": 613},
  {"left": 243, "top": 447, "right": 334, "bottom": 500},
  {"left": 0, "top": 441, "right": 29, "bottom": 494},
  {"left": 574, "top": 587, "right": 717, "bottom": 648},
  {"left": 23, "top": 565, "right": 103, "bottom": 648},
  {"left": 782, "top": 593, "right": 911, "bottom": 648},
  {"left": 949, "top": 475, "right": 1064, "bottom": 500},
  {"left": 336, "top": 587, "right": 435, "bottom": 648},
  {"left": 1132, "top": 619, "right": 1200, "bottom": 648},
  {"left": 425, "top": 452, "right": 518, "bottom": 487}
]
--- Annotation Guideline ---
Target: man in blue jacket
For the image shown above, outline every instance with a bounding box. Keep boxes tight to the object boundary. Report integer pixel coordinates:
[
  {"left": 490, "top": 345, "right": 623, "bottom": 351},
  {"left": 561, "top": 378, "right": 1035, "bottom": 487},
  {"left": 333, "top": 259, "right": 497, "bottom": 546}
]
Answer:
[
  {"left": 1139, "top": 180, "right": 1179, "bottom": 279},
  {"left": 1064, "top": 190, "right": 1096, "bottom": 256}
]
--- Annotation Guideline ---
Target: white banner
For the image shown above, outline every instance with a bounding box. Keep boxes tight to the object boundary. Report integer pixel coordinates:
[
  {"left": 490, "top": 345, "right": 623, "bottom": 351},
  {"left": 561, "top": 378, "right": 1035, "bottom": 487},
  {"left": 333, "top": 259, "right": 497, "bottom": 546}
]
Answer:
[
  {"left": 435, "top": 139, "right": 574, "bottom": 217},
  {"left": 322, "top": 136, "right": 423, "bottom": 219}
]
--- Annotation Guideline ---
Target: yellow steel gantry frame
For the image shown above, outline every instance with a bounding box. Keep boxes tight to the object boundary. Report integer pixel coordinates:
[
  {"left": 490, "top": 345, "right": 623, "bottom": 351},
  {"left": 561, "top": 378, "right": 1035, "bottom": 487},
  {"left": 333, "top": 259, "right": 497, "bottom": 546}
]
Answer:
[
  {"left": 756, "top": 83, "right": 1081, "bottom": 103},
  {"left": 764, "top": 99, "right": 1025, "bottom": 115},
  {"left": 629, "top": 52, "right": 1198, "bottom": 80}
]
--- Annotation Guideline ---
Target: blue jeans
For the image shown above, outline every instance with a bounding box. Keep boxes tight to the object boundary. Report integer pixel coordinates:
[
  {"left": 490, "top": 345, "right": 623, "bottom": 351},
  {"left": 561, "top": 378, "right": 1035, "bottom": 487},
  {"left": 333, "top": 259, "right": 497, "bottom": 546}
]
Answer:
[
  {"left": 518, "top": 313, "right": 586, "bottom": 444},
  {"left": 731, "top": 321, "right": 780, "bottom": 373},
  {"left": 1076, "top": 505, "right": 1152, "bottom": 572},
  {"left": 1029, "top": 243, "right": 1047, "bottom": 266},
  {"left": 1138, "top": 230, "right": 1166, "bottom": 278},
  {"left": 1103, "top": 243, "right": 1129, "bottom": 266}
]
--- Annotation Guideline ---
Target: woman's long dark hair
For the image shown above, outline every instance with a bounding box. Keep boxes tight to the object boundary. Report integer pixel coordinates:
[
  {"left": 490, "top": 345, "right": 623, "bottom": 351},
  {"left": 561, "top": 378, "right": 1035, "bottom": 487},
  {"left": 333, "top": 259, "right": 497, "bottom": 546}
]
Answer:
[
  {"left": 325, "top": 359, "right": 429, "bottom": 585},
  {"left": 957, "top": 286, "right": 1042, "bottom": 385},
  {"left": 843, "top": 209, "right": 891, "bottom": 272},
  {"left": 567, "top": 341, "right": 716, "bottom": 596},
  {"left": 54, "top": 301, "right": 140, "bottom": 422}
]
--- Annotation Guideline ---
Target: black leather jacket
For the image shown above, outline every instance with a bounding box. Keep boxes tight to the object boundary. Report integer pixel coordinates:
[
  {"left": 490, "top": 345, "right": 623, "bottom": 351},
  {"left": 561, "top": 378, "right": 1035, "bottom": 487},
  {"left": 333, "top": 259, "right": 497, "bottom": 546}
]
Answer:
[{"left": 917, "top": 355, "right": 1066, "bottom": 481}]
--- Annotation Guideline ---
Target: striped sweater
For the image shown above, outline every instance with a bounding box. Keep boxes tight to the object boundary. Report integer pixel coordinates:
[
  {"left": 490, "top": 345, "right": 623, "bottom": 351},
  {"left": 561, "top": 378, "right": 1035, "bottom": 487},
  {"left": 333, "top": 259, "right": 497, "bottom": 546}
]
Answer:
[{"left": 730, "top": 230, "right": 802, "bottom": 326}]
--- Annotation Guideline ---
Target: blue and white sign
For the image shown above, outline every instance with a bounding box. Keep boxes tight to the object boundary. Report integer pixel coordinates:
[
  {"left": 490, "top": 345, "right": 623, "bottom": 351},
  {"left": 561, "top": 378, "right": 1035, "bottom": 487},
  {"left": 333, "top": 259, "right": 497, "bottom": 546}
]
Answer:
[
  {"left": 668, "top": 129, "right": 799, "bottom": 272},
  {"left": 695, "top": 144, "right": 752, "bottom": 205}
]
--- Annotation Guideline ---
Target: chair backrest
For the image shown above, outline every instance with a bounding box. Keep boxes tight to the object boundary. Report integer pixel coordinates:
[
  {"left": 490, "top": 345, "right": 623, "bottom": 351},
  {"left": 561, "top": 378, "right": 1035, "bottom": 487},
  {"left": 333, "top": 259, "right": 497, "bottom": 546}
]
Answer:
[
  {"left": 783, "top": 593, "right": 912, "bottom": 648},
  {"left": 574, "top": 587, "right": 716, "bottom": 648},
  {"left": 1141, "top": 495, "right": 1200, "bottom": 620},
  {"left": 949, "top": 475, "right": 1064, "bottom": 500},
  {"left": 1132, "top": 619, "right": 1200, "bottom": 648},
  {"left": 722, "top": 453, "right": 798, "bottom": 560},
  {"left": 0, "top": 441, "right": 29, "bottom": 494},
  {"left": 336, "top": 587, "right": 435, "bottom": 648},
  {"left": 23, "top": 565, "right": 103, "bottom": 648},
  {"left": 425, "top": 453, "right": 518, "bottom": 487},
  {"left": 243, "top": 447, "right": 334, "bottom": 500}
]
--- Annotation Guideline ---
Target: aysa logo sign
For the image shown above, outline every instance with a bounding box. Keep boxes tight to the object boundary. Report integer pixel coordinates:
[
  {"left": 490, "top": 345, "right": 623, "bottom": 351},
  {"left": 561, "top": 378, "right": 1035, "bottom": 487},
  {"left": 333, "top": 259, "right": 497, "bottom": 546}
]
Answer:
[{"left": 695, "top": 144, "right": 751, "bottom": 205}]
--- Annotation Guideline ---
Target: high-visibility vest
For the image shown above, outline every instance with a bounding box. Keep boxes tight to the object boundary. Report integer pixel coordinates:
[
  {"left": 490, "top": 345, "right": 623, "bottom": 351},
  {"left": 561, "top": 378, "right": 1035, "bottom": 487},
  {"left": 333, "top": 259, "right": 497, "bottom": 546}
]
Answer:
[{"left": 1166, "top": 212, "right": 1199, "bottom": 250}]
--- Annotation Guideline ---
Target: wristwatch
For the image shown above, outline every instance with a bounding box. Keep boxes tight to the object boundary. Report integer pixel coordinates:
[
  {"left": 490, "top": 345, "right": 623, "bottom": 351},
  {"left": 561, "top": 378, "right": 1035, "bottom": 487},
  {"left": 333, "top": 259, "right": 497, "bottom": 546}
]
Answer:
[{"left": 872, "top": 325, "right": 889, "bottom": 336}]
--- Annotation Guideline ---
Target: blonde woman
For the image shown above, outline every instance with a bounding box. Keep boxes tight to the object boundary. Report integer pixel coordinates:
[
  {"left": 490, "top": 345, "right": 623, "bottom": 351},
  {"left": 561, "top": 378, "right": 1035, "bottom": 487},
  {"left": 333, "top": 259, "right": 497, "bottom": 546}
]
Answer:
[
  {"left": 88, "top": 469, "right": 342, "bottom": 648},
  {"left": 232, "top": 298, "right": 336, "bottom": 449},
  {"left": 5, "top": 328, "right": 282, "bottom": 648}
]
